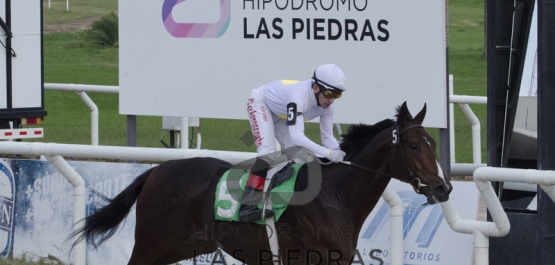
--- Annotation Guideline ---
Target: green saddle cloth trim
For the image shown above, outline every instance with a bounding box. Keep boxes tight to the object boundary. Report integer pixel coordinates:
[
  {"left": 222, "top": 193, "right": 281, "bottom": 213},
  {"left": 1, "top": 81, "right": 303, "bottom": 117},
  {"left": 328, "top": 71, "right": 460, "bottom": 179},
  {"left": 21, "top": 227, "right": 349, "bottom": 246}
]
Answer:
[{"left": 214, "top": 163, "right": 303, "bottom": 224}]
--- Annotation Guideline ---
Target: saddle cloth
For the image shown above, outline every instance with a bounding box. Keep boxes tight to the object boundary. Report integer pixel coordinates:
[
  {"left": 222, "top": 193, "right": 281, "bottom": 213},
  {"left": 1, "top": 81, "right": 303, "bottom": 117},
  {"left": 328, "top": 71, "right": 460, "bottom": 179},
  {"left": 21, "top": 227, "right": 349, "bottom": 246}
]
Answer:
[{"left": 214, "top": 162, "right": 303, "bottom": 224}]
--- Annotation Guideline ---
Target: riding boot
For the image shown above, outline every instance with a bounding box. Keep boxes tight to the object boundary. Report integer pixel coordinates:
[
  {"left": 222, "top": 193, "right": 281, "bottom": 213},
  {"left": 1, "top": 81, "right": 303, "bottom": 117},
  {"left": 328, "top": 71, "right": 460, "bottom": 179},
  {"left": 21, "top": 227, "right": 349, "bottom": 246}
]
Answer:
[{"left": 239, "top": 174, "right": 274, "bottom": 223}]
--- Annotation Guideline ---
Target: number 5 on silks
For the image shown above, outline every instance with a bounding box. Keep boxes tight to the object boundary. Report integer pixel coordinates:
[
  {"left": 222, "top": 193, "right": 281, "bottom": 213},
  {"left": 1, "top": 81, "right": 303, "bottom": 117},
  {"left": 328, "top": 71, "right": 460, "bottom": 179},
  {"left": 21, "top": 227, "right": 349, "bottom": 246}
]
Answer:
[{"left": 286, "top": 103, "right": 297, "bottom": 126}]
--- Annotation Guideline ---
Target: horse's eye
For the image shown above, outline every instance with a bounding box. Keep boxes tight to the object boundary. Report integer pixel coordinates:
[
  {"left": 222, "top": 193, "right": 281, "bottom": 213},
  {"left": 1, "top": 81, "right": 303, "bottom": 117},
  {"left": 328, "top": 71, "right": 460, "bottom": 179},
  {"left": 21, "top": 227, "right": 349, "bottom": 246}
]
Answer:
[{"left": 410, "top": 143, "right": 418, "bottom": 150}]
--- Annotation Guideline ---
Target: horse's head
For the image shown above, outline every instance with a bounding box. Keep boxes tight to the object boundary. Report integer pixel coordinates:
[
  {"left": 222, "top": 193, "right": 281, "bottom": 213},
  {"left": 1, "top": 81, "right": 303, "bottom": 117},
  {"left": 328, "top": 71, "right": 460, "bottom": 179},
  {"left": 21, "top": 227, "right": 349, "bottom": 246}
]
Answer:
[{"left": 390, "top": 101, "right": 452, "bottom": 204}]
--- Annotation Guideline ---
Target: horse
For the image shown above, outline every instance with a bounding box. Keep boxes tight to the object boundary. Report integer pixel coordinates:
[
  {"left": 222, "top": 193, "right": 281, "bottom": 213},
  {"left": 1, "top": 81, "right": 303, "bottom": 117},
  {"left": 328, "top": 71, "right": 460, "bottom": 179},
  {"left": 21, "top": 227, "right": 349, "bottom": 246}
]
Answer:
[{"left": 72, "top": 101, "right": 452, "bottom": 265}]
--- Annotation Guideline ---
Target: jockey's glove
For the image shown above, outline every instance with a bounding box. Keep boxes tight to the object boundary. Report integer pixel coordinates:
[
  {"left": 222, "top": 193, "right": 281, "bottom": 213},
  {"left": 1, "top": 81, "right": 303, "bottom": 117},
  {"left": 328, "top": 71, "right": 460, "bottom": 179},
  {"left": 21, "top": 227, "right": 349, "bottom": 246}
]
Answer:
[{"left": 326, "top": 149, "right": 346, "bottom": 163}]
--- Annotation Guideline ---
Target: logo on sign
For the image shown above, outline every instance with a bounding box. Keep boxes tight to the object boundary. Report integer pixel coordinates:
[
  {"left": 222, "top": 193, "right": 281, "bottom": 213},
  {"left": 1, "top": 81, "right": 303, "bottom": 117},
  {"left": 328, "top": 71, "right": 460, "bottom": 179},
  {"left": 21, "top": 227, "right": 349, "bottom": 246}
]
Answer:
[
  {"left": 0, "top": 160, "right": 14, "bottom": 256},
  {"left": 361, "top": 190, "right": 444, "bottom": 248},
  {"left": 162, "top": 0, "right": 231, "bottom": 38}
]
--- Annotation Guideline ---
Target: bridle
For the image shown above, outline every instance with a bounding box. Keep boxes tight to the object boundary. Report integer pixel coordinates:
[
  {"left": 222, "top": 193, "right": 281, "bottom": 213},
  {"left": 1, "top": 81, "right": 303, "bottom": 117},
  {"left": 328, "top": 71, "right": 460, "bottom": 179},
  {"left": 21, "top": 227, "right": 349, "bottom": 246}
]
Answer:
[
  {"left": 332, "top": 123, "right": 429, "bottom": 194},
  {"left": 390, "top": 124, "right": 428, "bottom": 194}
]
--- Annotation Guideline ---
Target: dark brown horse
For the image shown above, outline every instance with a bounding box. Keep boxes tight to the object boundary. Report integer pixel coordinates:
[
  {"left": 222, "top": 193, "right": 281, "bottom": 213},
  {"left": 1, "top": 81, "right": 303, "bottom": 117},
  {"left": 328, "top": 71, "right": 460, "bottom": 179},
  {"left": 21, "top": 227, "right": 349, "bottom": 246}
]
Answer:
[{"left": 72, "top": 102, "right": 452, "bottom": 264}]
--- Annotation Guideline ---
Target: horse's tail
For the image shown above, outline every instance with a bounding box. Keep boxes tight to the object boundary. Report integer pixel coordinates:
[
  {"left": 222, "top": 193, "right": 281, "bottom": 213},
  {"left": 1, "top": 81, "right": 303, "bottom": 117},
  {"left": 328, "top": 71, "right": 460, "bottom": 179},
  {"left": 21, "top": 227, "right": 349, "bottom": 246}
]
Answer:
[{"left": 70, "top": 167, "right": 156, "bottom": 249}]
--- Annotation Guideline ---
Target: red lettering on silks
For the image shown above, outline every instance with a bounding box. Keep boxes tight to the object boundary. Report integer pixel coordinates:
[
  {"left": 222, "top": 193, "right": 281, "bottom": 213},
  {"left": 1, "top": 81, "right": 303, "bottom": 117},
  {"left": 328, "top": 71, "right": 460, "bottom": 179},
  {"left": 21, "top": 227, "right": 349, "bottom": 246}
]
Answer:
[
  {"left": 260, "top": 106, "right": 268, "bottom": 122},
  {"left": 248, "top": 103, "right": 264, "bottom": 148}
]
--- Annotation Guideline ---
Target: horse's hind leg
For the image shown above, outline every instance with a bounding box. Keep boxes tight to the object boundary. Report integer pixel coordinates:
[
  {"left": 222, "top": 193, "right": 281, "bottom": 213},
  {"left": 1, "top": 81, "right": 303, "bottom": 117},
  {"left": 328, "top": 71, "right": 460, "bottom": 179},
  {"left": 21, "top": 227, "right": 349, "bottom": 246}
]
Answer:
[
  {"left": 126, "top": 229, "right": 192, "bottom": 265},
  {"left": 128, "top": 211, "right": 218, "bottom": 265}
]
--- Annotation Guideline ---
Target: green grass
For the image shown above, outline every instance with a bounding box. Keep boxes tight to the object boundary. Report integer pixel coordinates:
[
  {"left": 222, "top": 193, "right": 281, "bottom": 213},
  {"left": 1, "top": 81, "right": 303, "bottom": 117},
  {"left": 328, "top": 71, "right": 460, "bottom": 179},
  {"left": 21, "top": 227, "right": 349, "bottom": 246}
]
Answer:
[
  {"left": 0, "top": 255, "right": 65, "bottom": 265},
  {"left": 42, "top": 0, "right": 118, "bottom": 26},
  {"left": 448, "top": 0, "right": 488, "bottom": 163},
  {"left": 43, "top": 32, "right": 118, "bottom": 84},
  {"left": 26, "top": 0, "right": 488, "bottom": 162}
]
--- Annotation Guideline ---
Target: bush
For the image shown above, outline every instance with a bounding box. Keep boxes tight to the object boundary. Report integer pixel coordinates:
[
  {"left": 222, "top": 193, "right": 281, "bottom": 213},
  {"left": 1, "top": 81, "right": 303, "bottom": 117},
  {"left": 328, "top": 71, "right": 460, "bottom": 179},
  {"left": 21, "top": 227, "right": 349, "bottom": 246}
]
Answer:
[{"left": 86, "top": 11, "right": 118, "bottom": 48}]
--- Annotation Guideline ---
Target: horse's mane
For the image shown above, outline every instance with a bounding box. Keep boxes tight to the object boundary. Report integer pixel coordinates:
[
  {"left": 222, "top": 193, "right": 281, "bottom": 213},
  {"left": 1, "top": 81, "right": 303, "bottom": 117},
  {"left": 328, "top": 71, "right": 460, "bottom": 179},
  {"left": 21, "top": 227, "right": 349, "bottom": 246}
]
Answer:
[
  {"left": 339, "top": 119, "right": 395, "bottom": 159},
  {"left": 340, "top": 104, "right": 413, "bottom": 157}
]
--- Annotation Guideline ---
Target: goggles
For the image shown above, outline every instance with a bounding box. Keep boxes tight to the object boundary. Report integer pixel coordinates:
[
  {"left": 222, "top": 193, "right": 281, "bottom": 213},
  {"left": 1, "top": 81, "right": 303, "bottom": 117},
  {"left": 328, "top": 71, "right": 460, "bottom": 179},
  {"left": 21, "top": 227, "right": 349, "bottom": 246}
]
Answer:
[{"left": 320, "top": 86, "right": 342, "bottom": 99}]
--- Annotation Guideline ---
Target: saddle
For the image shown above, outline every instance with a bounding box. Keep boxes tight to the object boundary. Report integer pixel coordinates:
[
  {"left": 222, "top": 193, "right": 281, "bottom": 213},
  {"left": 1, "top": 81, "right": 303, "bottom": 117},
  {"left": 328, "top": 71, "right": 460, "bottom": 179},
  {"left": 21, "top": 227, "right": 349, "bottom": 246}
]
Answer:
[{"left": 214, "top": 161, "right": 303, "bottom": 224}]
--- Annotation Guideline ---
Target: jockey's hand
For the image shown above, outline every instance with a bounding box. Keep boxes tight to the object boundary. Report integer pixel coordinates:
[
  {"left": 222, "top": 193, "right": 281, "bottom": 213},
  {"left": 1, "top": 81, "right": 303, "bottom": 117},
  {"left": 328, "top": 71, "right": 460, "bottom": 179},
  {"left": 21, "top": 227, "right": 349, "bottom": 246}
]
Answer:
[{"left": 326, "top": 149, "right": 346, "bottom": 163}]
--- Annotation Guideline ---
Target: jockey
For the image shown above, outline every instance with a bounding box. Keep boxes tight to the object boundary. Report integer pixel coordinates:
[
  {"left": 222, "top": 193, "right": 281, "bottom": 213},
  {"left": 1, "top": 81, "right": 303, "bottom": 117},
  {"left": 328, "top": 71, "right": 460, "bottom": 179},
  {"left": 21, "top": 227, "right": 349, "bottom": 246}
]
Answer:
[{"left": 241, "top": 64, "right": 347, "bottom": 222}]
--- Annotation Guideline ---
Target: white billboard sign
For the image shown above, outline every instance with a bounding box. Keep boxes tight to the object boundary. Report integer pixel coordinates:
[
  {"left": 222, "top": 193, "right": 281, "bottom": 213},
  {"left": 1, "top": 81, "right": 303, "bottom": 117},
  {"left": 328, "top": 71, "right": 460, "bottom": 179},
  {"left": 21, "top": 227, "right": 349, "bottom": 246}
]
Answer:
[{"left": 120, "top": 0, "right": 447, "bottom": 128}]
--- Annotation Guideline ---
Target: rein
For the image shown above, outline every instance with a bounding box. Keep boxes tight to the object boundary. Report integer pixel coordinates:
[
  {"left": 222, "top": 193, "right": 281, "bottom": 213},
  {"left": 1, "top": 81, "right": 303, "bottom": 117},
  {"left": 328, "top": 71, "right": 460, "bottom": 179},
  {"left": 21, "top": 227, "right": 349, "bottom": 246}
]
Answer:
[{"left": 338, "top": 160, "right": 398, "bottom": 180}]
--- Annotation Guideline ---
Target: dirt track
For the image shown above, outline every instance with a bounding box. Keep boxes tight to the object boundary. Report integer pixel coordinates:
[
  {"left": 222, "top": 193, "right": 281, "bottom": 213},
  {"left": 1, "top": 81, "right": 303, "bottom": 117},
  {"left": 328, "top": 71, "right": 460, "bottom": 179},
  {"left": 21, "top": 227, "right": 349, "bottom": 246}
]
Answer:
[{"left": 43, "top": 17, "right": 98, "bottom": 33}]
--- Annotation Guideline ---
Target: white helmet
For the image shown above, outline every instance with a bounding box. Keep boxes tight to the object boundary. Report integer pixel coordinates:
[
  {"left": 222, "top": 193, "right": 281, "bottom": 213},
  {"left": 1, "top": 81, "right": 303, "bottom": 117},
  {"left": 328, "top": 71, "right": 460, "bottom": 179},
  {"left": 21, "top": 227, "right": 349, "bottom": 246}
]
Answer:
[{"left": 312, "top": 64, "right": 346, "bottom": 92}]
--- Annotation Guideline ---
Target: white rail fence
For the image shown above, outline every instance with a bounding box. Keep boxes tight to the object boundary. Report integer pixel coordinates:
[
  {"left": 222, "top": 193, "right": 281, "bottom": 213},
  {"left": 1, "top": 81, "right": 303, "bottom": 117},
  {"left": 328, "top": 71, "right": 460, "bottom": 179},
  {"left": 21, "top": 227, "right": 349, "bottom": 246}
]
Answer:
[
  {"left": 0, "top": 142, "right": 259, "bottom": 265},
  {"left": 39, "top": 80, "right": 490, "bottom": 265},
  {"left": 441, "top": 167, "right": 555, "bottom": 265},
  {"left": 43, "top": 83, "right": 119, "bottom": 146},
  {"left": 0, "top": 141, "right": 407, "bottom": 265},
  {"left": 1, "top": 79, "right": 543, "bottom": 265},
  {"left": 44, "top": 79, "right": 489, "bottom": 172}
]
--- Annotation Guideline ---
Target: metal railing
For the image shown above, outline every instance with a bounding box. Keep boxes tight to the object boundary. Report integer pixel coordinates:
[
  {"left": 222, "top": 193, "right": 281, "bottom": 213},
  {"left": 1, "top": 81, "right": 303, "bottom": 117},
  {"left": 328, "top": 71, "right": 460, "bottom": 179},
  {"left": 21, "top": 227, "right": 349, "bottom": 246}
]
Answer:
[
  {"left": 44, "top": 83, "right": 119, "bottom": 146},
  {"left": 39, "top": 80, "right": 499, "bottom": 265}
]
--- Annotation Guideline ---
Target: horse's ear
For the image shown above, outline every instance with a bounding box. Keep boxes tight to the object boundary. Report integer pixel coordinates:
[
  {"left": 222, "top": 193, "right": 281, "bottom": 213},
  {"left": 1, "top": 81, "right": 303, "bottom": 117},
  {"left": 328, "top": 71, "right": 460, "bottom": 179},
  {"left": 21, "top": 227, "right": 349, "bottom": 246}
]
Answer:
[
  {"left": 397, "top": 101, "right": 413, "bottom": 126},
  {"left": 413, "top": 103, "right": 427, "bottom": 125}
]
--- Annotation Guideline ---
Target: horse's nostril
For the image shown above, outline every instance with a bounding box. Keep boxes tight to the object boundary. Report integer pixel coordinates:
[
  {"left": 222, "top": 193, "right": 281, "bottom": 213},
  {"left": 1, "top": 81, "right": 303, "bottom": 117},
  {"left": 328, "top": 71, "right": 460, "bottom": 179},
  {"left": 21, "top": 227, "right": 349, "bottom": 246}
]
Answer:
[{"left": 436, "top": 185, "right": 447, "bottom": 195}]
